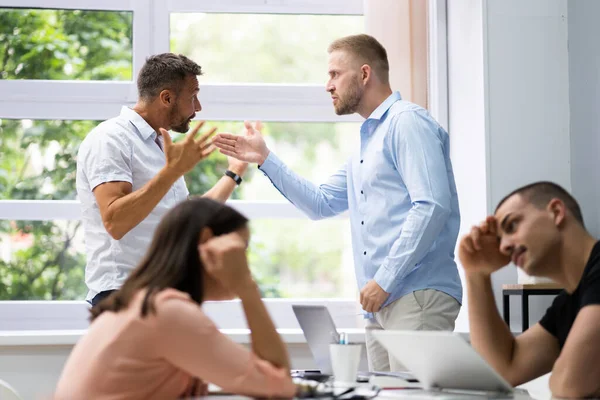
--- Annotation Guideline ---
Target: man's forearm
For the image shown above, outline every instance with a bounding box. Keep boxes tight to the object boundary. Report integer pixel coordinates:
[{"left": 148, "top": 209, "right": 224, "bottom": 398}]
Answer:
[
  {"left": 104, "top": 168, "right": 179, "bottom": 240},
  {"left": 202, "top": 175, "right": 237, "bottom": 203},
  {"left": 467, "top": 273, "right": 516, "bottom": 377}
]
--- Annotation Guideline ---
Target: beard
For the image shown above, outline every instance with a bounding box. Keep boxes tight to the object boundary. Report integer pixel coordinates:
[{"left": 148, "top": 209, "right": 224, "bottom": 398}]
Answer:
[
  {"left": 169, "top": 106, "right": 193, "bottom": 133},
  {"left": 333, "top": 77, "right": 364, "bottom": 115}
]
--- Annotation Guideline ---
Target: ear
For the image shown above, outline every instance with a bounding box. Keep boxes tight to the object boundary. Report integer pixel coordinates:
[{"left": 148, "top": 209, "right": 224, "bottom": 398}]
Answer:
[
  {"left": 198, "top": 227, "right": 214, "bottom": 244},
  {"left": 548, "top": 198, "right": 566, "bottom": 227},
  {"left": 360, "top": 64, "right": 372, "bottom": 84},
  {"left": 159, "top": 89, "right": 174, "bottom": 107}
]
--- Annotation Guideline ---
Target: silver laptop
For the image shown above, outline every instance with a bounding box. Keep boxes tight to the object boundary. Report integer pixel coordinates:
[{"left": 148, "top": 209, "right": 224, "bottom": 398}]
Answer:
[
  {"left": 292, "top": 305, "right": 340, "bottom": 375},
  {"left": 372, "top": 330, "right": 513, "bottom": 394}
]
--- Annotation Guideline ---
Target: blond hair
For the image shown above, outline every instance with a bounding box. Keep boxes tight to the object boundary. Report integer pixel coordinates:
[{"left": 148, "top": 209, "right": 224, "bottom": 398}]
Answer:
[{"left": 328, "top": 34, "right": 389, "bottom": 84}]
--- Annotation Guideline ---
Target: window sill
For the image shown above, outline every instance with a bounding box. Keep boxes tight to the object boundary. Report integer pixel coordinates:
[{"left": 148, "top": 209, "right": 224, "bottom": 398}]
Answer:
[{"left": 0, "top": 328, "right": 366, "bottom": 347}]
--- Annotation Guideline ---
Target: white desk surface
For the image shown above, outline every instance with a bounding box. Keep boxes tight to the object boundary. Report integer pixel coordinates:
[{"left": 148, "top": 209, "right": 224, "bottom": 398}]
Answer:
[
  {"left": 188, "top": 391, "right": 539, "bottom": 400},
  {"left": 0, "top": 328, "right": 367, "bottom": 346}
]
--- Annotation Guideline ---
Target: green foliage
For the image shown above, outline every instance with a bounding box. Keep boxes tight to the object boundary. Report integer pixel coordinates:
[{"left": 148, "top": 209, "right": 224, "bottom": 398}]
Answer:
[
  {"left": 1, "top": 8, "right": 360, "bottom": 300},
  {"left": 0, "top": 8, "right": 132, "bottom": 80}
]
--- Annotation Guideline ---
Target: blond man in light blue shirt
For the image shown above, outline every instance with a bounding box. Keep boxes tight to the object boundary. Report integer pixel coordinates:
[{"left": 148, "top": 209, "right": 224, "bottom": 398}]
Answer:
[{"left": 214, "top": 34, "right": 462, "bottom": 372}]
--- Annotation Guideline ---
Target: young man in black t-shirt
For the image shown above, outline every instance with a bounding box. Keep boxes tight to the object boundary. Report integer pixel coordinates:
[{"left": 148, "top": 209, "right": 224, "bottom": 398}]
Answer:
[{"left": 459, "top": 181, "right": 600, "bottom": 399}]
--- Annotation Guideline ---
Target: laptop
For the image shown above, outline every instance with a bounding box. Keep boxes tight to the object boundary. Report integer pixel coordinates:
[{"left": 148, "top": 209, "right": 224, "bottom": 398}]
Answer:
[
  {"left": 292, "top": 305, "right": 340, "bottom": 375},
  {"left": 372, "top": 330, "right": 513, "bottom": 394},
  {"left": 292, "top": 305, "right": 417, "bottom": 384}
]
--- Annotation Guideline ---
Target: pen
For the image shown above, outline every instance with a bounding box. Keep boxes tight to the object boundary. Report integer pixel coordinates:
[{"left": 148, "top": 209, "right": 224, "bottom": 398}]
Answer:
[{"left": 339, "top": 332, "right": 348, "bottom": 345}]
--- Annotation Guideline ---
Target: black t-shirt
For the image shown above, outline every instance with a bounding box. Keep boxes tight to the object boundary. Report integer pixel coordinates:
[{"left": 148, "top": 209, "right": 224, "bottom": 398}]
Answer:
[{"left": 539, "top": 241, "right": 600, "bottom": 348}]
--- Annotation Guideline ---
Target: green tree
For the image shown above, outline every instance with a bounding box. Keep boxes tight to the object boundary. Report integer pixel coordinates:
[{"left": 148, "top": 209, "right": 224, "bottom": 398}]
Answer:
[
  {"left": 0, "top": 9, "right": 235, "bottom": 299},
  {"left": 1, "top": 8, "right": 361, "bottom": 301}
]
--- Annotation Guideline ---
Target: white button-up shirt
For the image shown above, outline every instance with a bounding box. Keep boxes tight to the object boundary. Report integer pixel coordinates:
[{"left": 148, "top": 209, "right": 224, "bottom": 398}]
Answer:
[{"left": 76, "top": 107, "right": 189, "bottom": 301}]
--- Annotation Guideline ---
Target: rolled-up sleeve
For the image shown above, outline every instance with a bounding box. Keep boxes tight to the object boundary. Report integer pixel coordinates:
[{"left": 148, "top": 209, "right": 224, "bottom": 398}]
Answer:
[{"left": 81, "top": 130, "right": 133, "bottom": 191}]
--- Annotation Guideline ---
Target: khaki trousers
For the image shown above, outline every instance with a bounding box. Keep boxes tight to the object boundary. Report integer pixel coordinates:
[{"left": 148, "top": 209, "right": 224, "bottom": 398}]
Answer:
[{"left": 365, "top": 289, "right": 461, "bottom": 372}]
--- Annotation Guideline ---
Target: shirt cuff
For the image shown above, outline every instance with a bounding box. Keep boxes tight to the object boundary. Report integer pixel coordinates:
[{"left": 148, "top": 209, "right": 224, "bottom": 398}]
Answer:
[
  {"left": 258, "top": 151, "right": 282, "bottom": 176},
  {"left": 373, "top": 261, "right": 397, "bottom": 293}
]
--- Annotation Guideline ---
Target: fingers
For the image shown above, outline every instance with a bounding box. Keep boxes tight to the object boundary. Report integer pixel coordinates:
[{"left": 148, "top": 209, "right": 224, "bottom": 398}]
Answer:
[
  {"left": 254, "top": 121, "right": 263, "bottom": 131},
  {"left": 470, "top": 225, "right": 483, "bottom": 250},
  {"left": 214, "top": 140, "right": 236, "bottom": 153},
  {"left": 461, "top": 235, "right": 476, "bottom": 253},
  {"left": 186, "top": 121, "right": 206, "bottom": 142},
  {"left": 219, "top": 148, "right": 238, "bottom": 158},
  {"left": 195, "top": 126, "right": 216, "bottom": 146},
  {"left": 244, "top": 120, "right": 253, "bottom": 131},
  {"left": 198, "top": 245, "right": 216, "bottom": 270},
  {"left": 215, "top": 132, "right": 239, "bottom": 141},
  {"left": 201, "top": 145, "right": 216, "bottom": 158},
  {"left": 159, "top": 128, "right": 172, "bottom": 147},
  {"left": 487, "top": 216, "right": 498, "bottom": 235}
]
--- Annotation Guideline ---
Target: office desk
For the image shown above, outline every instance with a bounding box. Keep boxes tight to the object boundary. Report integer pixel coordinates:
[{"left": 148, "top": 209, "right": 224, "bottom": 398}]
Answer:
[
  {"left": 502, "top": 283, "right": 563, "bottom": 331},
  {"left": 194, "top": 390, "right": 538, "bottom": 399}
]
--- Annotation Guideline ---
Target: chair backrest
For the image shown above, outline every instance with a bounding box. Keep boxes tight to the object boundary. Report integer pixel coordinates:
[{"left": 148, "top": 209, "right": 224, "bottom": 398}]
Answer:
[{"left": 0, "top": 379, "right": 22, "bottom": 400}]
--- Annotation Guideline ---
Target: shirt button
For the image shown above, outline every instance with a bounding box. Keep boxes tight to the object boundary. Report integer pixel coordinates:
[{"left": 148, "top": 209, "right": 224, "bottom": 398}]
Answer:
[
  {"left": 363, "top": 251, "right": 367, "bottom": 255},
  {"left": 361, "top": 221, "right": 364, "bottom": 225},
  {"left": 360, "top": 160, "right": 364, "bottom": 164},
  {"left": 361, "top": 190, "right": 364, "bottom": 194}
]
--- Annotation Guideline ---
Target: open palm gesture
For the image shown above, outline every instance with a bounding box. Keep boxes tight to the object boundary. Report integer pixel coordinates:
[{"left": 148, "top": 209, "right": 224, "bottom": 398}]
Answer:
[{"left": 213, "top": 121, "right": 270, "bottom": 165}]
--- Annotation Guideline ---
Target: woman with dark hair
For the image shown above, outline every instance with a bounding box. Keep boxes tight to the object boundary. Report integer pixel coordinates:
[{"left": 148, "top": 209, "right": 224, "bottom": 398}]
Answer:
[{"left": 54, "top": 198, "right": 296, "bottom": 399}]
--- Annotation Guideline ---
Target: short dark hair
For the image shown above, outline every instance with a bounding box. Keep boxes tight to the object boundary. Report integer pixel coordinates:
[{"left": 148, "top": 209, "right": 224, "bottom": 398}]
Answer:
[
  {"left": 137, "top": 53, "right": 202, "bottom": 100},
  {"left": 495, "top": 181, "right": 584, "bottom": 226},
  {"left": 328, "top": 34, "right": 389, "bottom": 84},
  {"left": 90, "top": 198, "right": 248, "bottom": 321}
]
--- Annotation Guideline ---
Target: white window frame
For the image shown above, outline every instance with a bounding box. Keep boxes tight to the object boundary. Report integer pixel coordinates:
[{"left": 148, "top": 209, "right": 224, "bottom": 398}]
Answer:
[{"left": 0, "top": 0, "right": 449, "bottom": 332}]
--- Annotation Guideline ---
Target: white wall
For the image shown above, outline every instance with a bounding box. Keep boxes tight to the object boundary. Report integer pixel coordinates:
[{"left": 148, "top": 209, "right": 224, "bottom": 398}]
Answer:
[
  {"left": 448, "top": 0, "right": 571, "bottom": 331},
  {"left": 568, "top": 0, "right": 600, "bottom": 238},
  {"left": 447, "top": 0, "right": 487, "bottom": 333}
]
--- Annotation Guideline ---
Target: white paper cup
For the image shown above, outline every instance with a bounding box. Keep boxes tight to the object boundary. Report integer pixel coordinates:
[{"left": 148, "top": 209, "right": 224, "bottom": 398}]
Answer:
[{"left": 329, "top": 343, "right": 362, "bottom": 383}]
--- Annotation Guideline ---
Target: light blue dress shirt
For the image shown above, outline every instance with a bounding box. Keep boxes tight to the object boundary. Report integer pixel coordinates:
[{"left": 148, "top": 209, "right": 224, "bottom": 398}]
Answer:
[{"left": 259, "top": 92, "right": 462, "bottom": 315}]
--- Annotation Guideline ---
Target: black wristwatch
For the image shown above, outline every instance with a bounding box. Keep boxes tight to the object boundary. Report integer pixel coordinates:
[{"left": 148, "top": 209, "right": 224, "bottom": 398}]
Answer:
[{"left": 224, "top": 170, "right": 242, "bottom": 185}]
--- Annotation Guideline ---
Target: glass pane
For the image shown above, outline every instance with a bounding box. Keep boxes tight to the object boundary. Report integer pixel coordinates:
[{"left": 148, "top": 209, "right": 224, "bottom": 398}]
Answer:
[
  {"left": 0, "top": 119, "right": 361, "bottom": 202},
  {"left": 181, "top": 121, "right": 361, "bottom": 200},
  {"left": 170, "top": 13, "right": 363, "bottom": 84},
  {"left": 0, "top": 8, "right": 133, "bottom": 80},
  {"left": 248, "top": 218, "right": 356, "bottom": 298},
  {"left": 0, "top": 119, "right": 100, "bottom": 200},
  {"left": 0, "top": 220, "right": 87, "bottom": 300},
  {"left": 0, "top": 218, "right": 356, "bottom": 300}
]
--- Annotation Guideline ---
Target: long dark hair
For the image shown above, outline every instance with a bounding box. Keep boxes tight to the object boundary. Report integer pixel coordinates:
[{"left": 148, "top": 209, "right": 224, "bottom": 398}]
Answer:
[{"left": 90, "top": 198, "right": 248, "bottom": 321}]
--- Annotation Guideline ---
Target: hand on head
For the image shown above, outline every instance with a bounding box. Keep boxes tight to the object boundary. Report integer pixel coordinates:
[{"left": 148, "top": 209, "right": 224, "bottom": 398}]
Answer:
[
  {"left": 159, "top": 121, "right": 216, "bottom": 176},
  {"left": 198, "top": 232, "right": 254, "bottom": 295},
  {"left": 213, "top": 121, "right": 270, "bottom": 165},
  {"left": 458, "top": 216, "right": 511, "bottom": 277}
]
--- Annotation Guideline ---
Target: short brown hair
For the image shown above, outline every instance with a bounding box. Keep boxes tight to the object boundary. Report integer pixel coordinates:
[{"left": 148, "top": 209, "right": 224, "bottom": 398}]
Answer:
[
  {"left": 495, "top": 181, "right": 585, "bottom": 226},
  {"left": 137, "top": 53, "right": 203, "bottom": 100},
  {"left": 328, "top": 34, "right": 389, "bottom": 84}
]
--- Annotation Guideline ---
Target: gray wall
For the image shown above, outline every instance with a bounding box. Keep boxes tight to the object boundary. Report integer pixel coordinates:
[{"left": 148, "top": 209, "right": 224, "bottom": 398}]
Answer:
[
  {"left": 568, "top": 0, "right": 600, "bottom": 238},
  {"left": 486, "top": 0, "right": 570, "bottom": 330},
  {"left": 448, "top": 0, "right": 573, "bottom": 331}
]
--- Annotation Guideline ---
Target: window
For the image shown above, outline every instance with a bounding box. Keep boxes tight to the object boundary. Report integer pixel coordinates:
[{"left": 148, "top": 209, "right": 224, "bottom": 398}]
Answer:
[
  {"left": 0, "top": 8, "right": 133, "bottom": 80},
  {"left": 171, "top": 13, "right": 362, "bottom": 84},
  {"left": 0, "top": 0, "right": 447, "bottom": 330}
]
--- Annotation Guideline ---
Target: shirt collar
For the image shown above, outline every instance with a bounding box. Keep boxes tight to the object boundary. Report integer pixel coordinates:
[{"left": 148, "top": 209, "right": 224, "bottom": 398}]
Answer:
[
  {"left": 120, "top": 106, "right": 157, "bottom": 140},
  {"left": 367, "top": 91, "right": 402, "bottom": 121}
]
